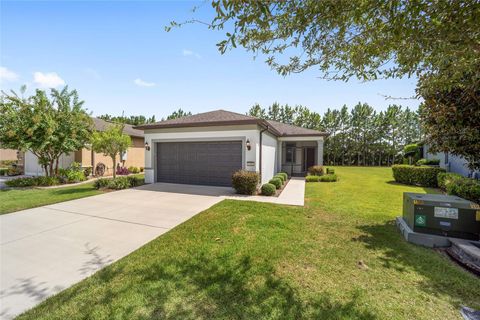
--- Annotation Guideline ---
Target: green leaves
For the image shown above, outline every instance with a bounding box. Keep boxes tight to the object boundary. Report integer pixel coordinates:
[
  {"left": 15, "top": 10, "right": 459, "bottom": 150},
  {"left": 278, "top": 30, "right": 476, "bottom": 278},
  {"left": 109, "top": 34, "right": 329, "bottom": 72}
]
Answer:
[{"left": 0, "top": 87, "right": 93, "bottom": 176}]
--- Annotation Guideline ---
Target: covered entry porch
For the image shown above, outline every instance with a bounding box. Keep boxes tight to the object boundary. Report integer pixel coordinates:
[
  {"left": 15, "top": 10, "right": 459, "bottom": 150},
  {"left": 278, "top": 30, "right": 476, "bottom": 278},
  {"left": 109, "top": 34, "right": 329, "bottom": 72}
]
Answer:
[{"left": 277, "top": 137, "right": 324, "bottom": 176}]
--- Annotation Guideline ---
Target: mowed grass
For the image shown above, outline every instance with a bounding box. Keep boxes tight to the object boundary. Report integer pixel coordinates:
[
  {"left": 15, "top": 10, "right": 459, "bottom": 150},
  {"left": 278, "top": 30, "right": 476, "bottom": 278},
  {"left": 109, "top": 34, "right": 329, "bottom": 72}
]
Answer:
[
  {"left": 0, "top": 174, "right": 144, "bottom": 214},
  {"left": 18, "top": 167, "right": 479, "bottom": 320}
]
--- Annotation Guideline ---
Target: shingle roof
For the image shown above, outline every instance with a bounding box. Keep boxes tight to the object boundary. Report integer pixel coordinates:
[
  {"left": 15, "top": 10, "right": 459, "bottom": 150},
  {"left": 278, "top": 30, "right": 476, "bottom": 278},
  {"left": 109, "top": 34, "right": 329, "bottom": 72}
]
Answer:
[
  {"left": 92, "top": 118, "right": 144, "bottom": 138},
  {"left": 265, "top": 120, "right": 326, "bottom": 137},
  {"left": 134, "top": 109, "right": 327, "bottom": 137}
]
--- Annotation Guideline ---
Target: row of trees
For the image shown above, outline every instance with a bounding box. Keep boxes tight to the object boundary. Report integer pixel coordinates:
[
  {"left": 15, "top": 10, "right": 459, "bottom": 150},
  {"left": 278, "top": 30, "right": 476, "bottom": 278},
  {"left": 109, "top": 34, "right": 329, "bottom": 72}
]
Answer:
[
  {"left": 248, "top": 102, "right": 421, "bottom": 166},
  {"left": 99, "top": 109, "right": 191, "bottom": 126},
  {"left": 0, "top": 87, "right": 131, "bottom": 178}
]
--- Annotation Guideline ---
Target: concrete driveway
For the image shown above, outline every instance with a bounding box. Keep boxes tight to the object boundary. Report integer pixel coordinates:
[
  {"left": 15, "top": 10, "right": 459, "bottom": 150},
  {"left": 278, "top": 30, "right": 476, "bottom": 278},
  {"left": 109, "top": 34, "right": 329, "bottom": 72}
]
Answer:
[{"left": 0, "top": 183, "right": 232, "bottom": 319}]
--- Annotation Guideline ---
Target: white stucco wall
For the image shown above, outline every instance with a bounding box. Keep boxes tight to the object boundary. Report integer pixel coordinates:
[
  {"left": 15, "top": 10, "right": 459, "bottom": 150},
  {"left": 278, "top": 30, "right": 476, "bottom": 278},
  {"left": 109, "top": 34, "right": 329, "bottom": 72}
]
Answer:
[
  {"left": 261, "top": 132, "right": 278, "bottom": 184},
  {"left": 24, "top": 151, "right": 75, "bottom": 176},
  {"left": 142, "top": 125, "right": 263, "bottom": 184}
]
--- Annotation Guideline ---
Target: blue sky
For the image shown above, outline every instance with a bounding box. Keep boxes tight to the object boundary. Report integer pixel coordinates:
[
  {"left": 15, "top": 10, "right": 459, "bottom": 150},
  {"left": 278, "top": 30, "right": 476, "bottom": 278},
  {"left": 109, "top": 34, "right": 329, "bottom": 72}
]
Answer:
[{"left": 1, "top": 1, "right": 420, "bottom": 119}]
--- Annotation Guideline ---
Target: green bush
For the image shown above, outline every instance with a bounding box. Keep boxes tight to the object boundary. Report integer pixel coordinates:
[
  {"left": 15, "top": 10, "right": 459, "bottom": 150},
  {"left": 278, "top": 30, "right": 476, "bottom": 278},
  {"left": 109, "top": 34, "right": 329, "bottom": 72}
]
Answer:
[
  {"left": 391, "top": 165, "right": 445, "bottom": 187},
  {"left": 319, "top": 174, "right": 338, "bottom": 182},
  {"left": 128, "top": 166, "right": 140, "bottom": 174},
  {"left": 306, "top": 175, "right": 320, "bottom": 182},
  {"left": 94, "top": 178, "right": 110, "bottom": 189},
  {"left": 269, "top": 177, "right": 282, "bottom": 189},
  {"left": 127, "top": 176, "right": 143, "bottom": 187},
  {"left": 437, "top": 172, "right": 463, "bottom": 190},
  {"left": 83, "top": 167, "right": 93, "bottom": 177},
  {"left": 140, "top": 167, "right": 144, "bottom": 173},
  {"left": 232, "top": 170, "right": 259, "bottom": 195},
  {"left": 416, "top": 158, "right": 440, "bottom": 166},
  {"left": 274, "top": 174, "right": 285, "bottom": 184},
  {"left": 308, "top": 165, "right": 324, "bottom": 176},
  {"left": 261, "top": 183, "right": 276, "bottom": 196},
  {"left": 36, "top": 176, "right": 61, "bottom": 186},
  {"left": 326, "top": 168, "right": 335, "bottom": 174},
  {"left": 0, "top": 168, "right": 8, "bottom": 176},
  {"left": 59, "top": 162, "right": 86, "bottom": 183},
  {"left": 5, "top": 177, "right": 37, "bottom": 187},
  {"left": 7, "top": 167, "right": 21, "bottom": 176},
  {"left": 444, "top": 176, "right": 480, "bottom": 204},
  {"left": 5, "top": 176, "right": 60, "bottom": 187},
  {"left": 278, "top": 172, "right": 288, "bottom": 181},
  {"left": 108, "top": 177, "right": 131, "bottom": 190}
]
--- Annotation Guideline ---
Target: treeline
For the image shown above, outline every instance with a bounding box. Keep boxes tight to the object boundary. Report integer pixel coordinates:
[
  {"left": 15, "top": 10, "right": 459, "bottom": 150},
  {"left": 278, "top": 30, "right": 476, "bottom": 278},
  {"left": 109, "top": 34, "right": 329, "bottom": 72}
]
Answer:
[
  {"left": 98, "top": 109, "right": 192, "bottom": 126},
  {"left": 248, "top": 102, "right": 421, "bottom": 166}
]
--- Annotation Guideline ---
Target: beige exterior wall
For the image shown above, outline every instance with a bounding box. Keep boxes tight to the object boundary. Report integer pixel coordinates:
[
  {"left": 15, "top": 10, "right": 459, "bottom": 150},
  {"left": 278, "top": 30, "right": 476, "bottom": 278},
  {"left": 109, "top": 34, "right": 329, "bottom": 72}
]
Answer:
[
  {"left": 0, "top": 148, "right": 19, "bottom": 161},
  {"left": 75, "top": 137, "right": 144, "bottom": 176}
]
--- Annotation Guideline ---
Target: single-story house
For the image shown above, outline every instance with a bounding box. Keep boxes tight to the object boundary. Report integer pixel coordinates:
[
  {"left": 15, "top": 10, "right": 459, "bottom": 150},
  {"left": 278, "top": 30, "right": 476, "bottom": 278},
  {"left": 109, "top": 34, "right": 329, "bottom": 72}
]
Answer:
[
  {"left": 423, "top": 145, "right": 480, "bottom": 179},
  {"left": 25, "top": 118, "right": 145, "bottom": 176},
  {"left": 134, "top": 109, "right": 328, "bottom": 186}
]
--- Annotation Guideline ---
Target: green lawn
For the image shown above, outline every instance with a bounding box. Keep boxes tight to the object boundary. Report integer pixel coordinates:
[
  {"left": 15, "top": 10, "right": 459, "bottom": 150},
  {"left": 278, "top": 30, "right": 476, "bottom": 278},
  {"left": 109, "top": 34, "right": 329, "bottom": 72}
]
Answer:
[
  {"left": 0, "top": 174, "right": 144, "bottom": 215},
  {"left": 17, "top": 167, "right": 479, "bottom": 320}
]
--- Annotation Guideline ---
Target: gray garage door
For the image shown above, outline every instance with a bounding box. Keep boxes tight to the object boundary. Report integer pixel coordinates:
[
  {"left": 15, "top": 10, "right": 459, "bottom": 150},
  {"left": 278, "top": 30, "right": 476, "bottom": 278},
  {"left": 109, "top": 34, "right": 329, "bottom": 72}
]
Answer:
[{"left": 156, "top": 141, "right": 242, "bottom": 186}]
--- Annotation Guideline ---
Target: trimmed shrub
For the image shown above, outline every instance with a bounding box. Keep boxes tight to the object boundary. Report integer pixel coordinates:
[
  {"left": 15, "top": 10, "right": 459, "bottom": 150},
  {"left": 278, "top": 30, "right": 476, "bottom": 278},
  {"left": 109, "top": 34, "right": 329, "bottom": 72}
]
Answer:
[
  {"left": 7, "top": 167, "right": 21, "bottom": 176},
  {"left": 232, "top": 170, "right": 259, "bottom": 195},
  {"left": 94, "top": 178, "right": 110, "bottom": 189},
  {"left": 140, "top": 167, "right": 144, "bottom": 173},
  {"left": 308, "top": 165, "right": 324, "bottom": 176},
  {"left": 326, "top": 168, "right": 335, "bottom": 174},
  {"left": 0, "top": 168, "right": 8, "bottom": 176},
  {"left": 128, "top": 166, "right": 140, "bottom": 174},
  {"left": 278, "top": 172, "right": 288, "bottom": 181},
  {"left": 445, "top": 176, "right": 480, "bottom": 204},
  {"left": 108, "top": 177, "right": 131, "bottom": 190},
  {"left": 274, "top": 174, "right": 285, "bottom": 184},
  {"left": 437, "top": 172, "right": 463, "bottom": 190},
  {"left": 416, "top": 158, "right": 440, "bottom": 166},
  {"left": 261, "top": 183, "right": 276, "bottom": 196},
  {"left": 127, "top": 176, "right": 143, "bottom": 187},
  {"left": 392, "top": 165, "right": 445, "bottom": 187},
  {"left": 319, "top": 174, "right": 338, "bottom": 182},
  {"left": 305, "top": 175, "right": 320, "bottom": 182},
  {"left": 269, "top": 177, "right": 282, "bottom": 189},
  {"left": 5, "top": 177, "right": 37, "bottom": 187},
  {"left": 5, "top": 176, "right": 60, "bottom": 187},
  {"left": 36, "top": 176, "right": 61, "bottom": 186}
]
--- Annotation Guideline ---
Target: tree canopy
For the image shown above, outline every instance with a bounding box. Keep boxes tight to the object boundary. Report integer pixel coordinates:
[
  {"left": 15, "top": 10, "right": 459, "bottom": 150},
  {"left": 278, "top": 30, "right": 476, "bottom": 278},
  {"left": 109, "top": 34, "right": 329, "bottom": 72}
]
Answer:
[
  {"left": 91, "top": 123, "right": 131, "bottom": 178},
  {"left": 0, "top": 86, "right": 93, "bottom": 176},
  {"left": 98, "top": 114, "right": 156, "bottom": 126},
  {"left": 169, "top": 0, "right": 479, "bottom": 94}
]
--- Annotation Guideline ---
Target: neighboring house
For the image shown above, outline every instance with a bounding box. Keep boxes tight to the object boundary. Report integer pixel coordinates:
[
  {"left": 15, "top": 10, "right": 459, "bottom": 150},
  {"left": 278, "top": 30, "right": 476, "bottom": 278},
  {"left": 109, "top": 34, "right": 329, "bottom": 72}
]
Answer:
[
  {"left": 423, "top": 144, "right": 480, "bottom": 179},
  {"left": 135, "top": 110, "right": 327, "bottom": 187},
  {"left": 24, "top": 118, "right": 144, "bottom": 176}
]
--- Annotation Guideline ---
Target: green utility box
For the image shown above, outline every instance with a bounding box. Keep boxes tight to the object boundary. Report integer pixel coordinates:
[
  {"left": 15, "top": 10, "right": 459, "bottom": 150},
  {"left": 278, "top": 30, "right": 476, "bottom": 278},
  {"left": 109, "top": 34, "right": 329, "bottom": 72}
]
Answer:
[{"left": 403, "top": 193, "right": 480, "bottom": 240}]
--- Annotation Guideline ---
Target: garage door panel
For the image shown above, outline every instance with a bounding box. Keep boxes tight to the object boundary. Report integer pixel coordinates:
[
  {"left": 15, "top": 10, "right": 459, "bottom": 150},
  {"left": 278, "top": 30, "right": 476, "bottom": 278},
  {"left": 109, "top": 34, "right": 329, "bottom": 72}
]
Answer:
[{"left": 156, "top": 141, "right": 242, "bottom": 186}]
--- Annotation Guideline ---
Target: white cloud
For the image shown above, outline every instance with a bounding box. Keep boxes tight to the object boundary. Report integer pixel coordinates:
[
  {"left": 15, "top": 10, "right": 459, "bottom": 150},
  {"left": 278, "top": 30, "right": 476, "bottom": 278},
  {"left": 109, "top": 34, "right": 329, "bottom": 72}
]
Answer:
[
  {"left": 134, "top": 78, "right": 156, "bottom": 87},
  {"left": 182, "top": 49, "right": 201, "bottom": 59},
  {"left": 0, "top": 66, "right": 19, "bottom": 82},
  {"left": 33, "top": 72, "right": 65, "bottom": 88}
]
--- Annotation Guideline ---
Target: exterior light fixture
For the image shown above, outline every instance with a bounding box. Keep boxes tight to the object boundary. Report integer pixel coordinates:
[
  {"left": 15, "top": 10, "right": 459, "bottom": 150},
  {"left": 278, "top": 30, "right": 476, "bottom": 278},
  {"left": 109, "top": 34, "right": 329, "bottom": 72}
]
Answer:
[
  {"left": 246, "top": 139, "right": 251, "bottom": 151},
  {"left": 145, "top": 142, "right": 151, "bottom": 151}
]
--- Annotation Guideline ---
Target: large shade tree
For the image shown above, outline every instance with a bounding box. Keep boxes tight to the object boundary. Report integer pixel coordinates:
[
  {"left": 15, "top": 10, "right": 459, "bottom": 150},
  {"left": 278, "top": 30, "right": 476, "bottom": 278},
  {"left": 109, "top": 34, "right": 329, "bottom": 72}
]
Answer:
[
  {"left": 170, "top": 0, "right": 479, "bottom": 167},
  {"left": 0, "top": 86, "right": 93, "bottom": 176}
]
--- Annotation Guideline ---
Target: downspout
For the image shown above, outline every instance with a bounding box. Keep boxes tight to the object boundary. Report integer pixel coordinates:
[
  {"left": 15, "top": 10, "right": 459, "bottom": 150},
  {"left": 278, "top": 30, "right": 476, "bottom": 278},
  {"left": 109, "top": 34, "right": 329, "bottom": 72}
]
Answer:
[{"left": 259, "top": 126, "right": 268, "bottom": 184}]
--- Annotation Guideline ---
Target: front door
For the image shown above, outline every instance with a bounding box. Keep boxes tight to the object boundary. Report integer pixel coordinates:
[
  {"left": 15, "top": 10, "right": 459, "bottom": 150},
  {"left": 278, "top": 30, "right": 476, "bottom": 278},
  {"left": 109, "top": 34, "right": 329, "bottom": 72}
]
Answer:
[{"left": 305, "top": 148, "right": 315, "bottom": 171}]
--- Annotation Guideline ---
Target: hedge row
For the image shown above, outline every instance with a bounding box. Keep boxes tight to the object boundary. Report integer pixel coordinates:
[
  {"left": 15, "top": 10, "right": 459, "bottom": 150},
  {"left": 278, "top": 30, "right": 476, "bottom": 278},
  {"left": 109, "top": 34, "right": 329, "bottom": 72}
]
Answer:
[
  {"left": 306, "top": 174, "right": 338, "bottom": 182},
  {"left": 437, "top": 172, "right": 480, "bottom": 204},
  {"left": 94, "top": 176, "right": 144, "bottom": 190},
  {"left": 391, "top": 165, "right": 445, "bottom": 187}
]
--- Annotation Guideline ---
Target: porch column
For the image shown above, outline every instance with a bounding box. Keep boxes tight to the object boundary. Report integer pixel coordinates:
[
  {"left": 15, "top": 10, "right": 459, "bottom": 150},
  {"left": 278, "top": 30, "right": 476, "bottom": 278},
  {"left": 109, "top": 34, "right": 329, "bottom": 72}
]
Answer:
[
  {"left": 277, "top": 141, "right": 282, "bottom": 173},
  {"left": 317, "top": 139, "right": 324, "bottom": 166}
]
